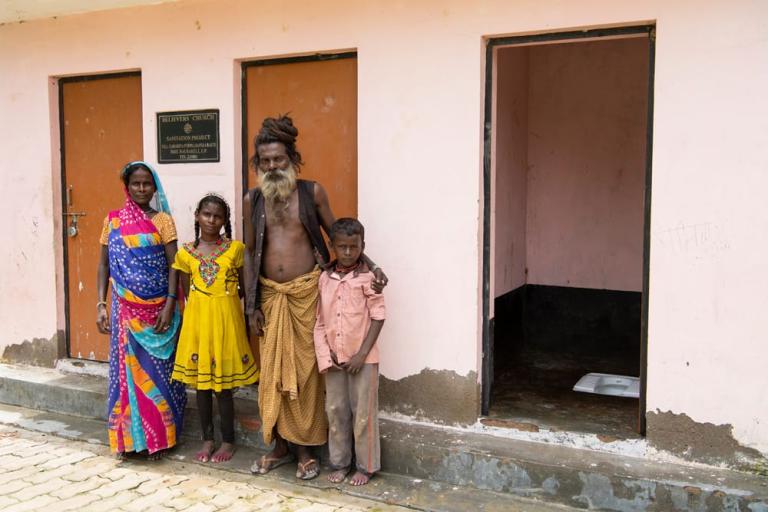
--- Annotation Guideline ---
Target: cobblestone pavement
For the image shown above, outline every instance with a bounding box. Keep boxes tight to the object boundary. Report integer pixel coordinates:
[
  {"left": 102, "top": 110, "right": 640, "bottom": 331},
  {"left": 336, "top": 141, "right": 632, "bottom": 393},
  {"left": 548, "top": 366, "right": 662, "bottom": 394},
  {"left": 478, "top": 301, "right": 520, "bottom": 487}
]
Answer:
[{"left": 0, "top": 426, "right": 408, "bottom": 512}]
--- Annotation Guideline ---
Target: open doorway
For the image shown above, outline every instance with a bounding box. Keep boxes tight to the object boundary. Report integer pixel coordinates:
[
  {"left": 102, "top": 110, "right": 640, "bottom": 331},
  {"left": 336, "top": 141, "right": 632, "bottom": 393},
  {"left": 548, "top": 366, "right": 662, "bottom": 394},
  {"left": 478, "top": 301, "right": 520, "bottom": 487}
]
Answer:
[{"left": 482, "top": 26, "right": 654, "bottom": 438}]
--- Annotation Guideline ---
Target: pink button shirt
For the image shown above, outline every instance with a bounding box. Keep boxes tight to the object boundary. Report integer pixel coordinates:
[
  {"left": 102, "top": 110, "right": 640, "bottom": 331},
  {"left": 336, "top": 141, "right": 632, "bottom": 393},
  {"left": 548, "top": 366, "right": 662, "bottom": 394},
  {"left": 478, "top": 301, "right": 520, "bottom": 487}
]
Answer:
[{"left": 313, "top": 269, "right": 386, "bottom": 373}]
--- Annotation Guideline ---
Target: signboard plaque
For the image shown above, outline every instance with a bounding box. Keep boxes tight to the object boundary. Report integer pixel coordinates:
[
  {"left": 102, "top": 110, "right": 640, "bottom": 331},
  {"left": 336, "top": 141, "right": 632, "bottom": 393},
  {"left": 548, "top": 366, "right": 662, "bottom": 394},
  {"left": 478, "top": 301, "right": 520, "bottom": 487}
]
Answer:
[{"left": 157, "top": 109, "right": 220, "bottom": 163}]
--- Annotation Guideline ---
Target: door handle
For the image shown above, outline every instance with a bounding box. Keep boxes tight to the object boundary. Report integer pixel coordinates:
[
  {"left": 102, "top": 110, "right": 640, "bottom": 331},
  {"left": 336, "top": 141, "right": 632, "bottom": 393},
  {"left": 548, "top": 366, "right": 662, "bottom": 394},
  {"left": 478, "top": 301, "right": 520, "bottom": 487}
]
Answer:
[{"left": 67, "top": 185, "right": 73, "bottom": 208}]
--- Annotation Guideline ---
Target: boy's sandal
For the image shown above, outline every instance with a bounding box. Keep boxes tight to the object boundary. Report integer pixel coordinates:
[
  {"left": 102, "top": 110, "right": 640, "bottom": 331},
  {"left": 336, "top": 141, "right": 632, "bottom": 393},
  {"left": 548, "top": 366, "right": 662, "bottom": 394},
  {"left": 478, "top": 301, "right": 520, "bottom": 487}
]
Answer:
[
  {"left": 250, "top": 453, "right": 294, "bottom": 475},
  {"left": 296, "top": 458, "right": 319, "bottom": 480}
]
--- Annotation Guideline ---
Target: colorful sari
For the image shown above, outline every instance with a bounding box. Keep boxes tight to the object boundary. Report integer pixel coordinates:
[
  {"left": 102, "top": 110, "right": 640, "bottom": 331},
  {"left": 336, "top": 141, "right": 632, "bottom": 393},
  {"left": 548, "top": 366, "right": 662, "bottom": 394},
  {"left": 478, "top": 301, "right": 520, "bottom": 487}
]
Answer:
[{"left": 106, "top": 162, "right": 186, "bottom": 454}]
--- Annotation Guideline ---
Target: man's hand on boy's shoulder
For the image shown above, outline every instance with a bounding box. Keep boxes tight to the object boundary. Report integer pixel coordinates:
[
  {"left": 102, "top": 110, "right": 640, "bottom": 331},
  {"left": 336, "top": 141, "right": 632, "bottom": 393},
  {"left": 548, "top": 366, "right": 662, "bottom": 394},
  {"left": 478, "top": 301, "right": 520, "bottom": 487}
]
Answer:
[{"left": 371, "top": 267, "right": 387, "bottom": 293}]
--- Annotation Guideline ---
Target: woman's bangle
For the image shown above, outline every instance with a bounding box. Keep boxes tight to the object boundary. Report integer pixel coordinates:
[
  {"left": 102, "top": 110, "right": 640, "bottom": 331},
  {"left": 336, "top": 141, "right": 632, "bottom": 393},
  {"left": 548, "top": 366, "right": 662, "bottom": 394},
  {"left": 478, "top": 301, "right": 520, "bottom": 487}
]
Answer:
[
  {"left": 167, "top": 293, "right": 177, "bottom": 300},
  {"left": 96, "top": 301, "right": 107, "bottom": 309}
]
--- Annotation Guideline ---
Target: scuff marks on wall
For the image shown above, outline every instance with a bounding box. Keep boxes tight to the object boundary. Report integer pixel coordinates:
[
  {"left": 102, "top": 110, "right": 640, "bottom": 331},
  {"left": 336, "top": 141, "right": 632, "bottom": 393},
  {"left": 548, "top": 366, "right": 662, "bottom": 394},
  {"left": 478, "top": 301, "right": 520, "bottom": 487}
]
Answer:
[
  {"left": 380, "top": 369, "right": 478, "bottom": 426},
  {"left": 647, "top": 410, "right": 766, "bottom": 470},
  {"left": 1, "top": 332, "right": 62, "bottom": 368}
]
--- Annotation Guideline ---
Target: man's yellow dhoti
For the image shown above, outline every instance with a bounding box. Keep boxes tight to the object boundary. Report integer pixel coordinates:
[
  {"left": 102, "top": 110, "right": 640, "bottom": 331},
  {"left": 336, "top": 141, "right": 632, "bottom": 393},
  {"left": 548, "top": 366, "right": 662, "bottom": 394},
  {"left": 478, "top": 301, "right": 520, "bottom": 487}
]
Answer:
[{"left": 258, "top": 267, "right": 327, "bottom": 446}]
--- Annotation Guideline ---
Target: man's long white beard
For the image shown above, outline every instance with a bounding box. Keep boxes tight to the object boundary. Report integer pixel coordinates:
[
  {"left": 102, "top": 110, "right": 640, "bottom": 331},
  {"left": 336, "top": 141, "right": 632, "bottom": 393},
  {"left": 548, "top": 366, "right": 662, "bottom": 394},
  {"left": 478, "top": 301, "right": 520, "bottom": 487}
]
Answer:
[{"left": 258, "top": 164, "right": 297, "bottom": 203}]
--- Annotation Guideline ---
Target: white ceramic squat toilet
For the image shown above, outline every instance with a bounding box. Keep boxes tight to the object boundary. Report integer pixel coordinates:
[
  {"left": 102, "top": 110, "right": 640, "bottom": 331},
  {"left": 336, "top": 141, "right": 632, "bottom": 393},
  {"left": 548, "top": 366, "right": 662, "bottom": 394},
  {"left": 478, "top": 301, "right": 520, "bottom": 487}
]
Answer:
[{"left": 573, "top": 373, "right": 640, "bottom": 398}]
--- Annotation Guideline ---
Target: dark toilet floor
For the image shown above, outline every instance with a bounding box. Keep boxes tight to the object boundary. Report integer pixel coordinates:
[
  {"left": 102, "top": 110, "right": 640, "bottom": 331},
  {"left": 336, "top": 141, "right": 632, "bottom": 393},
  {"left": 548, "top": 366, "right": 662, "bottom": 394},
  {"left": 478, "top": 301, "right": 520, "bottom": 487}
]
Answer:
[{"left": 488, "top": 350, "right": 641, "bottom": 440}]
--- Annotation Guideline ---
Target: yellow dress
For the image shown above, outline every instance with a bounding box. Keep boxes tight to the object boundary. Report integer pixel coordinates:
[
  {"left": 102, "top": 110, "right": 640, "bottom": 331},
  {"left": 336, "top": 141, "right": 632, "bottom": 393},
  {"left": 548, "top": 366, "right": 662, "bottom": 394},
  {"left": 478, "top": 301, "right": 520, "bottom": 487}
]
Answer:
[{"left": 172, "top": 239, "right": 259, "bottom": 391}]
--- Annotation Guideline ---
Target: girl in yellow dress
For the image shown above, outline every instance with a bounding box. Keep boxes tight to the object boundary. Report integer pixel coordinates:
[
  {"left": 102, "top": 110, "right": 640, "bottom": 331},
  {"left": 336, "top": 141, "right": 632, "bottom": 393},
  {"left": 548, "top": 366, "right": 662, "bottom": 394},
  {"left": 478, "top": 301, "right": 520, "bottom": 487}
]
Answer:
[{"left": 172, "top": 194, "right": 259, "bottom": 463}]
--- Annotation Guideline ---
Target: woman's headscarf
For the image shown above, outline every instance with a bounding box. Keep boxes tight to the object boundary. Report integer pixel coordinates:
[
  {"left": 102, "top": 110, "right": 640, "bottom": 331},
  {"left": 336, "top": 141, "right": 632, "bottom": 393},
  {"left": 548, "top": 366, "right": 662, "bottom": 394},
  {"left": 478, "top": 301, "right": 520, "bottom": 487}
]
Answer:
[{"left": 121, "top": 161, "right": 171, "bottom": 214}]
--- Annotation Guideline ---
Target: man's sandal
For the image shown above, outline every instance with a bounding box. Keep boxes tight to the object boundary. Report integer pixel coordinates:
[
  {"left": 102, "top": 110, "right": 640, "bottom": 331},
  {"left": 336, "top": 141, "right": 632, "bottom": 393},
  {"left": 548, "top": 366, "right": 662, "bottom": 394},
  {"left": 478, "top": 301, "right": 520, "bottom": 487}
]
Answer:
[
  {"left": 250, "top": 453, "right": 294, "bottom": 475},
  {"left": 296, "top": 458, "right": 319, "bottom": 480}
]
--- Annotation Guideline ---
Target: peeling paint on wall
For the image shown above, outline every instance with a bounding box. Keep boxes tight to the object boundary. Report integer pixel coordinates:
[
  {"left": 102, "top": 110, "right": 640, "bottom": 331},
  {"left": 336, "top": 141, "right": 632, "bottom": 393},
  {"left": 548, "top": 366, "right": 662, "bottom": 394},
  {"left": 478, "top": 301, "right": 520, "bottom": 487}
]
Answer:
[
  {"left": 1, "top": 332, "right": 62, "bottom": 368},
  {"left": 380, "top": 369, "right": 478, "bottom": 426},
  {"left": 647, "top": 410, "right": 766, "bottom": 470}
]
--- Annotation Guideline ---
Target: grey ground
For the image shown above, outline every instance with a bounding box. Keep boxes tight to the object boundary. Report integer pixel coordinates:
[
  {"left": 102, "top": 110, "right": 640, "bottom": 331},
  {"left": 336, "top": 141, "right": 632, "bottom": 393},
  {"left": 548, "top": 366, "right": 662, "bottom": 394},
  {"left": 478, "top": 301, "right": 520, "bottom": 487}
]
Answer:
[{"left": 0, "top": 410, "right": 578, "bottom": 512}]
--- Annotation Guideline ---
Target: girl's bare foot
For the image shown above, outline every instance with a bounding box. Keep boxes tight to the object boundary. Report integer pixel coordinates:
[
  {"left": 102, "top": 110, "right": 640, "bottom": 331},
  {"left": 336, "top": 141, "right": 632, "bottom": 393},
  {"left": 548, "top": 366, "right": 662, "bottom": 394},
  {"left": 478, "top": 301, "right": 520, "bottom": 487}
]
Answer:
[
  {"left": 196, "top": 441, "right": 215, "bottom": 462},
  {"left": 327, "top": 467, "right": 350, "bottom": 483},
  {"left": 211, "top": 442, "right": 236, "bottom": 463},
  {"left": 349, "top": 470, "right": 372, "bottom": 486}
]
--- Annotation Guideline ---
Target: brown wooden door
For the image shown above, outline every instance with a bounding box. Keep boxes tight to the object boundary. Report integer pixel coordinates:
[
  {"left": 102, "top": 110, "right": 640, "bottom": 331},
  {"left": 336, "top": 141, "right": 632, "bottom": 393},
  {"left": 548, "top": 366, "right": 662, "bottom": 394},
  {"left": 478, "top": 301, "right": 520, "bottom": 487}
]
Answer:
[
  {"left": 244, "top": 54, "right": 358, "bottom": 218},
  {"left": 243, "top": 54, "right": 358, "bottom": 365},
  {"left": 62, "top": 74, "right": 143, "bottom": 361}
]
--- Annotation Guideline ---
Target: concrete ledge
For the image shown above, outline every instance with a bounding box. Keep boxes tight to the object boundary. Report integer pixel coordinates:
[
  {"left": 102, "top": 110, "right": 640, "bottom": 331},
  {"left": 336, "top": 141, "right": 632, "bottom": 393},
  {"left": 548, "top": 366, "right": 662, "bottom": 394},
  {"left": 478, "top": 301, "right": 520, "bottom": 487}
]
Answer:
[
  {"left": 1, "top": 363, "right": 767, "bottom": 511},
  {"left": 381, "top": 419, "right": 768, "bottom": 510},
  {"left": 0, "top": 362, "right": 106, "bottom": 419}
]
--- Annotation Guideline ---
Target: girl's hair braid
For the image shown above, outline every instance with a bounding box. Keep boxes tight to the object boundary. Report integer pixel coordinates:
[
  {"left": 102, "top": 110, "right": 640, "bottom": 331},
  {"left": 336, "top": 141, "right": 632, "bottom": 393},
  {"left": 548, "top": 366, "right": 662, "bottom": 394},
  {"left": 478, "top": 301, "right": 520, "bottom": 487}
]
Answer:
[
  {"left": 193, "top": 220, "right": 201, "bottom": 248},
  {"left": 224, "top": 216, "right": 232, "bottom": 240}
]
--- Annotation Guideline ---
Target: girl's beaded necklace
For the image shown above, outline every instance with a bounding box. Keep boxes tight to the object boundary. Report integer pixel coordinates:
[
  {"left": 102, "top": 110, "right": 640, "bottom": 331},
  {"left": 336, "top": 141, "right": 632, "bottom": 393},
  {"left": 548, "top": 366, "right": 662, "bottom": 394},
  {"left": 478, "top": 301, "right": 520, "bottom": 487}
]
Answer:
[{"left": 185, "top": 237, "right": 231, "bottom": 288}]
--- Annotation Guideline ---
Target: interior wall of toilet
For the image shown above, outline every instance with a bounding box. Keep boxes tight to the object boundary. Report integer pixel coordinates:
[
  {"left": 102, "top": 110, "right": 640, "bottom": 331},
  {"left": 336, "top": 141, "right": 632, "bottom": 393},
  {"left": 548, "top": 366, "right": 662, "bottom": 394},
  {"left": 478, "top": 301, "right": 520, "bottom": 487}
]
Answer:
[{"left": 492, "top": 37, "right": 649, "bottom": 358}]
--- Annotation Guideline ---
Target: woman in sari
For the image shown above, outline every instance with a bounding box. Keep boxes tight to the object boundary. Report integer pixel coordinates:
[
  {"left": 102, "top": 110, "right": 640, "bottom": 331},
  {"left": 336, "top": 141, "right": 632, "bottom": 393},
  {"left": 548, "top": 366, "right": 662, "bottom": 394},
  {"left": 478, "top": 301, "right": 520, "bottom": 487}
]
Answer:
[{"left": 96, "top": 161, "right": 186, "bottom": 459}]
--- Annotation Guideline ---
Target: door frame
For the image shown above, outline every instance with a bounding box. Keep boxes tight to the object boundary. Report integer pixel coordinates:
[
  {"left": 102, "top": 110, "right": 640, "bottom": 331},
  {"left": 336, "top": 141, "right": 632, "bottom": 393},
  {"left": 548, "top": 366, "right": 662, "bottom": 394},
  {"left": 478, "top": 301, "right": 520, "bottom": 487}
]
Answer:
[
  {"left": 58, "top": 71, "right": 142, "bottom": 359},
  {"left": 239, "top": 51, "right": 357, "bottom": 198},
  {"left": 480, "top": 25, "right": 655, "bottom": 434}
]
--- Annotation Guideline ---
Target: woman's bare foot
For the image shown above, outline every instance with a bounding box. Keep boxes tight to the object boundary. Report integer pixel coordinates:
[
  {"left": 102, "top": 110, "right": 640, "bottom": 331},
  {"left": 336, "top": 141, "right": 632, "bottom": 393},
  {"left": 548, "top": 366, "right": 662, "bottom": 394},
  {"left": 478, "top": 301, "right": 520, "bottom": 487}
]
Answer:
[
  {"left": 196, "top": 440, "right": 215, "bottom": 462},
  {"left": 211, "top": 442, "right": 236, "bottom": 463},
  {"left": 327, "top": 467, "right": 350, "bottom": 483},
  {"left": 147, "top": 449, "right": 165, "bottom": 461},
  {"left": 349, "top": 470, "right": 372, "bottom": 486}
]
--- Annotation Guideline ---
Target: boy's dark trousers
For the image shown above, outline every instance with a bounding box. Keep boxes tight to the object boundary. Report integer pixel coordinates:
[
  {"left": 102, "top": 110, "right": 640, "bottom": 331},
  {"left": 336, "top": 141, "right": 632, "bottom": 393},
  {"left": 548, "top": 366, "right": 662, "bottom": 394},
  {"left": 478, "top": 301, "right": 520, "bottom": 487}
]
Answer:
[{"left": 324, "top": 363, "right": 381, "bottom": 474}]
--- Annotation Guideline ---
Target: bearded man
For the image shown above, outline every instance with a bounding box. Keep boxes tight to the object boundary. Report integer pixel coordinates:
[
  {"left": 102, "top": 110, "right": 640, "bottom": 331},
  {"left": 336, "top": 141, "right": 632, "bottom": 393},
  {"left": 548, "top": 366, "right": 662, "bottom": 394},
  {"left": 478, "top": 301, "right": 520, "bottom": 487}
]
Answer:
[{"left": 244, "top": 115, "right": 387, "bottom": 480}]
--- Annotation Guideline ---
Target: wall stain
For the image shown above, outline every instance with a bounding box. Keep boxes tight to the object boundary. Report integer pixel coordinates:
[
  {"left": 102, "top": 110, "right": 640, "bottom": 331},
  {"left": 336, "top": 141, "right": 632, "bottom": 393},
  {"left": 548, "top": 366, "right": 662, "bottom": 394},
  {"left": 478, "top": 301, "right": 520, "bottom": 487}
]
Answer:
[
  {"left": 1, "top": 332, "right": 63, "bottom": 368},
  {"left": 436, "top": 452, "right": 533, "bottom": 493},
  {"left": 380, "top": 369, "right": 478, "bottom": 425},
  {"left": 647, "top": 410, "right": 766, "bottom": 470},
  {"left": 574, "top": 472, "right": 655, "bottom": 511}
]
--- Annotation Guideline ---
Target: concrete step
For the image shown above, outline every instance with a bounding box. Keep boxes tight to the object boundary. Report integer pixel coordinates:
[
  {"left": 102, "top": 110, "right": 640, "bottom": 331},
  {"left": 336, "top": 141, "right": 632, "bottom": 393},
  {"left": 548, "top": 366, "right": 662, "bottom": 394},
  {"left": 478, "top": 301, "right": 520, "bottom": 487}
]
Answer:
[{"left": 1, "top": 362, "right": 767, "bottom": 511}]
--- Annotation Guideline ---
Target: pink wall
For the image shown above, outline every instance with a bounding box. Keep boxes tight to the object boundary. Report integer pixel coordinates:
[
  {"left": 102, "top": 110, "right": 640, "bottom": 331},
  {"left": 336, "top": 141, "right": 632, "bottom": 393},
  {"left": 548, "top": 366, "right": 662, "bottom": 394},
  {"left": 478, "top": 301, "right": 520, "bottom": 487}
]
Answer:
[
  {"left": 493, "top": 37, "right": 648, "bottom": 295},
  {"left": 526, "top": 37, "right": 649, "bottom": 292},
  {"left": 492, "top": 47, "right": 529, "bottom": 298}
]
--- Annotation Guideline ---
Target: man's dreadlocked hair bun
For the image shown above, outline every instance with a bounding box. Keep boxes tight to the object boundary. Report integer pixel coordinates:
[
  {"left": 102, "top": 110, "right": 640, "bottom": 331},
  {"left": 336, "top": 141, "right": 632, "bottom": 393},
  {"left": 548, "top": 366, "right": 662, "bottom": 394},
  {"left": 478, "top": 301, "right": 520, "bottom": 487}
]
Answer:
[{"left": 251, "top": 114, "right": 304, "bottom": 170}]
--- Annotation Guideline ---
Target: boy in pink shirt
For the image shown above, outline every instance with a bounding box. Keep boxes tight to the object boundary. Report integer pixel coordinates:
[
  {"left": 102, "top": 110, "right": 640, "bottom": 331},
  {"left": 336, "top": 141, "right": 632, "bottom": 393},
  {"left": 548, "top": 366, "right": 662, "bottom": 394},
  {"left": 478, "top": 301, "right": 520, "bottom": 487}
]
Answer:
[{"left": 313, "top": 218, "right": 386, "bottom": 486}]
